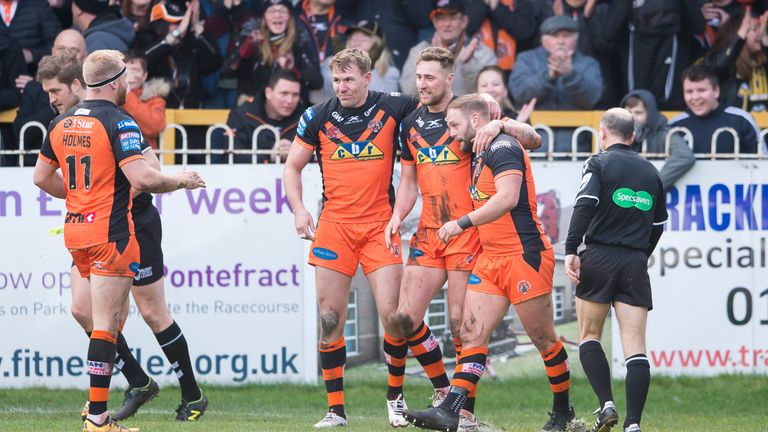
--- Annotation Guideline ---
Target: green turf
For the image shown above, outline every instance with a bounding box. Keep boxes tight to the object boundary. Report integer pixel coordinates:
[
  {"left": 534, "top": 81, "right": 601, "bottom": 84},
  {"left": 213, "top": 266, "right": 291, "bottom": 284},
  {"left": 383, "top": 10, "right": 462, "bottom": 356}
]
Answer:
[{"left": 1, "top": 319, "right": 766, "bottom": 431}]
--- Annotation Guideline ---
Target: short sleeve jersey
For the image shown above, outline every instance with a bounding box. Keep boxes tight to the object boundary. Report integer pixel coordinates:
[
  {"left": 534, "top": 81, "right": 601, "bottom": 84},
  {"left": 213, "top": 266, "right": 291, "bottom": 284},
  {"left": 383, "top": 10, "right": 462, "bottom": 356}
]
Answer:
[
  {"left": 399, "top": 104, "right": 474, "bottom": 228},
  {"left": 293, "top": 91, "right": 418, "bottom": 222},
  {"left": 38, "top": 100, "right": 145, "bottom": 249},
  {"left": 575, "top": 144, "right": 668, "bottom": 250},
  {"left": 470, "top": 133, "right": 551, "bottom": 255}
]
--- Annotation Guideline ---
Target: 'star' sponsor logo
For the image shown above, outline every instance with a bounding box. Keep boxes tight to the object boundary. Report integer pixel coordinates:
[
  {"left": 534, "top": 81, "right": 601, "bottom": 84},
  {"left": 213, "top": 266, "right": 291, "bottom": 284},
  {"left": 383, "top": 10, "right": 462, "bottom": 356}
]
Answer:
[
  {"left": 63, "top": 118, "right": 95, "bottom": 129},
  {"left": 312, "top": 247, "right": 338, "bottom": 260}
]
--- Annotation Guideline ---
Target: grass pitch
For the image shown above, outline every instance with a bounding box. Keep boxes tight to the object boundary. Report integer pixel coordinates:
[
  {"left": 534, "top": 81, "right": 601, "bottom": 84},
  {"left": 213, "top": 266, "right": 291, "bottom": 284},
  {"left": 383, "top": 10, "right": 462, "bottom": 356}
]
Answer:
[{"left": 0, "top": 321, "right": 766, "bottom": 431}]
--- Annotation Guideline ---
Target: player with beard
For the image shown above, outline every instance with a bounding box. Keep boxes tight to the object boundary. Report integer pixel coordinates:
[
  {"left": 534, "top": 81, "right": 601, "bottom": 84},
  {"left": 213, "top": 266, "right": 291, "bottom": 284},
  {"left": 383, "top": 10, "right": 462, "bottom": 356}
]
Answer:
[
  {"left": 404, "top": 94, "right": 574, "bottom": 432},
  {"left": 385, "top": 47, "right": 541, "bottom": 431},
  {"left": 33, "top": 50, "right": 205, "bottom": 432}
]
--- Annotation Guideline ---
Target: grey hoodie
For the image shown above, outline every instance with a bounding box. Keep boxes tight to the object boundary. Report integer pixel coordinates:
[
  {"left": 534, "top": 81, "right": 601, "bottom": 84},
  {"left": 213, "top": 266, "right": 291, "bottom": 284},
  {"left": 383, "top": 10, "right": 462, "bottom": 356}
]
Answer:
[
  {"left": 84, "top": 13, "right": 134, "bottom": 53},
  {"left": 620, "top": 89, "right": 695, "bottom": 190}
]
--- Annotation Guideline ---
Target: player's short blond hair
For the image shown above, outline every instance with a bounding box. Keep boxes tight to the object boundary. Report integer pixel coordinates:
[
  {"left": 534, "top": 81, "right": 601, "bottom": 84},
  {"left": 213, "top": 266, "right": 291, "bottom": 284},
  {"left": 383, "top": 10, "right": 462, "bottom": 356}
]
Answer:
[
  {"left": 329, "top": 48, "right": 371, "bottom": 74},
  {"left": 447, "top": 94, "right": 489, "bottom": 119},
  {"left": 83, "top": 50, "right": 125, "bottom": 87},
  {"left": 416, "top": 46, "right": 454, "bottom": 72}
]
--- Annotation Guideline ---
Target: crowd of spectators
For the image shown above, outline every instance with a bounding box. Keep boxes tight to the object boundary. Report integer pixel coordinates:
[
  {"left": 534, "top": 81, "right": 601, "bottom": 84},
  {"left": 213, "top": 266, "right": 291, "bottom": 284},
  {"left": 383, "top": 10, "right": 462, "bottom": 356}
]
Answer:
[{"left": 2, "top": 0, "right": 768, "bottom": 170}]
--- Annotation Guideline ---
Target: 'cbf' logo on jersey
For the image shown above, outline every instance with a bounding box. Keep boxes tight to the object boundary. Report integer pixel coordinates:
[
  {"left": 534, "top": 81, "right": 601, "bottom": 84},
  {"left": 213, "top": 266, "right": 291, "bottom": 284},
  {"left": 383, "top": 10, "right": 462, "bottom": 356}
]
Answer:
[
  {"left": 330, "top": 140, "right": 384, "bottom": 161},
  {"left": 612, "top": 188, "right": 653, "bottom": 211},
  {"left": 415, "top": 145, "right": 459, "bottom": 165}
]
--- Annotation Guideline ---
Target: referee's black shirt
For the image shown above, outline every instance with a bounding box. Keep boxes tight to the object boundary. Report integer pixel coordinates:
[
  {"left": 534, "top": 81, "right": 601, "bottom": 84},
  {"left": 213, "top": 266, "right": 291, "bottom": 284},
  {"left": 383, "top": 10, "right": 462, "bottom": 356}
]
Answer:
[{"left": 565, "top": 144, "right": 668, "bottom": 255}]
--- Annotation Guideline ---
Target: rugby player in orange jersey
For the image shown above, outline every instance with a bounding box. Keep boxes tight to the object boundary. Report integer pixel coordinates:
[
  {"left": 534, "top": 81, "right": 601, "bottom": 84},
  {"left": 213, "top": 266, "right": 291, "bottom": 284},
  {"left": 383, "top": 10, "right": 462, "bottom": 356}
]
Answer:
[
  {"left": 404, "top": 94, "right": 575, "bottom": 432},
  {"left": 37, "top": 50, "right": 207, "bottom": 424},
  {"left": 385, "top": 46, "right": 542, "bottom": 431},
  {"left": 33, "top": 50, "right": 205, "bottom": 432}
]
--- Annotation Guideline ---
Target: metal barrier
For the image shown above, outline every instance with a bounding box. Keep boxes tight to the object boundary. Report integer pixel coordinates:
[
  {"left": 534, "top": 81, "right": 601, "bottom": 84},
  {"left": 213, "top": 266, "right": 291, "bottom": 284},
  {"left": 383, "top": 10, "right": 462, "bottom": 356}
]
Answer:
[{"left": 4, "top": 122, "right": 767, "bottom": 165}]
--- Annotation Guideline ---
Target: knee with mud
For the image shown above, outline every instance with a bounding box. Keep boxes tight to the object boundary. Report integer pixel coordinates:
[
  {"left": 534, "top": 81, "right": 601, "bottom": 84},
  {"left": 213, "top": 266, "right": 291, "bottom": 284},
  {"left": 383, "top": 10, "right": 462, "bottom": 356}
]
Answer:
[
  {"left": 320, "top": 310, "right": 341, "bottom": 341},
  {"left": 392, "top": 312, "right": 416, "bottom": 338}
]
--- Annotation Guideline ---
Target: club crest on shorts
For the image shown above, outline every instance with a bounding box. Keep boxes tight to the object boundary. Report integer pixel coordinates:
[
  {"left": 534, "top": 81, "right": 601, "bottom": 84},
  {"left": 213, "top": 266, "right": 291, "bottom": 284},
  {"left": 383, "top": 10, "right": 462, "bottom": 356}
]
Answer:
[
  {"left": 465, "top": 254, "right": 474, "bottom": 264},
  {"left": 392, "top": 244, "right": 401, "bottom": 258},
  {"left": 518, "top": 280, "right": 530, "bottom": 294}
]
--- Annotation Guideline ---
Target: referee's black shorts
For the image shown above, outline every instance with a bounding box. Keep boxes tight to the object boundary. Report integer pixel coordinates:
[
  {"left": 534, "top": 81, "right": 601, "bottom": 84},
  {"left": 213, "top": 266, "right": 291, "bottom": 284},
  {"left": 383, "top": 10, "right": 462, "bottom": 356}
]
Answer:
[
  {"left": 132, "top": 204, "right": 164, "bottom": 287},
  {"left": 576, "top": 244, "right": 653, "bottom": 310}
]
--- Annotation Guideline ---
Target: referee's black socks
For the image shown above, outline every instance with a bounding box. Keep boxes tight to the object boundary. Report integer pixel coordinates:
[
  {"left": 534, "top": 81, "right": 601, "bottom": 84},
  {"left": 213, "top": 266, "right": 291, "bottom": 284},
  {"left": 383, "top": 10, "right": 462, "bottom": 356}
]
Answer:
[
  {"left": 624, "top": 354, "right": 650, "bottom": 429},
  {"left": 155, "top": 321, "right": 202, "bottom": 402},
  {"left": 579, "top": 339, "right": 613, "bottom": 407}
]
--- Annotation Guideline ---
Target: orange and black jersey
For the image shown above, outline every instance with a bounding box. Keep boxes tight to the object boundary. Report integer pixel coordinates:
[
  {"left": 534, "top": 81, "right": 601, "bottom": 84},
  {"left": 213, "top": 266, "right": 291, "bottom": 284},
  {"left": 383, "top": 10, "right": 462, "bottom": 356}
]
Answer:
[
  {"left": 470, "top": 133, "right": 551, "bottom": 256},
  {"left": 294, "top": 91, "right": 418, "bottom": 222},
  {"left": 399, "top": 104, "right": 474, "bottom": 228},
  {"left": 39, "top": 100, "right": 145, "bottom": 249}
]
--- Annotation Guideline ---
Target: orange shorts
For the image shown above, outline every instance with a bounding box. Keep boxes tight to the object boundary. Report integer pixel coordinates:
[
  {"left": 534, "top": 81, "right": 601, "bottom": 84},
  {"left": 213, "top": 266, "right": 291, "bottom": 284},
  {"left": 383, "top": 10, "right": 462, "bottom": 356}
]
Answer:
[
  {"left": 468, "top": 249, "right": 554, "bottom": 304},
  {"left": 407, "top": 227, "right": 481, "bottom": 271},
  {"left": 309, "top": 220, "right": 402, "bottom": 277},
  {"left": 69, "top": 236, "right": 141, "bottom": 279}
]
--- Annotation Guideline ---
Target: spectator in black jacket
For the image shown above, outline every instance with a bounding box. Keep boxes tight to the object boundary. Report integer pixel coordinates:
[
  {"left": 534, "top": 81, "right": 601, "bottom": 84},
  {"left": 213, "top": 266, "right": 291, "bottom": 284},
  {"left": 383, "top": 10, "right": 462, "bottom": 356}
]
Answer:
[
  {"left": 670, "top": 64, "right": 765, "bottom": 155},
  {"left": 0, "top": 24, "right": 26, "bottom": 111},
  {"left": 1, "top": 0, "right": 61, "bottom": 75},
  {"left": 213, "top": 69, "right": 303, "bottom": 163},
  {"left": 12, "top": 29, "right": 87, "bottom": 167},
  {"left": 608, "top": 0, "right": 705, "bottom": 110},
  {"left": 72, "top": 0, "right": 135, "bottom": 52},
  {"left": 136, "top": 0, "right": 222, "bottom": 108},
  {"left": 297, "top": 0, "right": 354, "bottom": 64},
  {"left": 0, "top": 24, "right": 28, "bottom": 167}
]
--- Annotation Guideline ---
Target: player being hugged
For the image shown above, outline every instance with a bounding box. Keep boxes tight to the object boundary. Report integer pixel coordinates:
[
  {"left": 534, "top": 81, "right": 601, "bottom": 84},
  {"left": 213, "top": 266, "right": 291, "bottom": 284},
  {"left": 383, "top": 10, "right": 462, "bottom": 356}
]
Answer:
[{"left": 404, "top": 94, "right": 576, "bottom": 432}]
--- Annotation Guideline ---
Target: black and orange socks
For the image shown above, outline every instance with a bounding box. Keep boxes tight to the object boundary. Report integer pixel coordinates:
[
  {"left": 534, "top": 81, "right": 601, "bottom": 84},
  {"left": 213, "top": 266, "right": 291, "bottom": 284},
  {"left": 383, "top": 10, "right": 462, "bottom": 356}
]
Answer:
[{"left": 320, "top": 337, "right": 346, "bottom": 418}]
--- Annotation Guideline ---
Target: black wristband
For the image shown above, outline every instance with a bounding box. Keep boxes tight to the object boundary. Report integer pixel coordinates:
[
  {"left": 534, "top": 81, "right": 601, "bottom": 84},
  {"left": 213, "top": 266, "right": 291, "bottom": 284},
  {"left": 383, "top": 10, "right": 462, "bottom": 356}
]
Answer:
[{"left": 457, "top": 214, "right": 473, "bottom": 231}]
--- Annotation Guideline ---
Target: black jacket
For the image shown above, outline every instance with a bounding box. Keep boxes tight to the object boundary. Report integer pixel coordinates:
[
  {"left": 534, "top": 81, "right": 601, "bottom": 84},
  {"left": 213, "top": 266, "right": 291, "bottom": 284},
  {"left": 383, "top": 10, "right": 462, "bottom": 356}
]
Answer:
[
  {"left": 0, "top": 0, "right": 61, "bottom": 67},
  {"left": 216, "top": 91, "right": 303, "bottom": 164},
  {"left": 12, "top": 80, "right": 55, "bottom": 166},
  {"left": 0, "top": 26, "right": 27, "bottom": 110},
  {"left": 137, "top": 24, "right": 222, "bottom": 109}
]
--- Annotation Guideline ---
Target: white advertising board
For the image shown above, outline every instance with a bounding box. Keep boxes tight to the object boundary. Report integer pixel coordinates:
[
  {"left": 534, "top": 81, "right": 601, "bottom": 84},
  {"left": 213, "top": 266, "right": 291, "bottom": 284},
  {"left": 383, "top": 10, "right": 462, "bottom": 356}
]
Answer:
[{"left": 0, "top": 165, "right": 321, "bottom": 388}]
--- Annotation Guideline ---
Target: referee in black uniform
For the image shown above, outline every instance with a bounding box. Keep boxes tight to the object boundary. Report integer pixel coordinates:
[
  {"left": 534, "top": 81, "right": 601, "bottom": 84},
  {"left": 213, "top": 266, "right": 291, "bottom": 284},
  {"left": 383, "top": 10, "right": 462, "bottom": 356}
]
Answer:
[{"left": 564, "top": 108, "right": 667, "bottom": 432}]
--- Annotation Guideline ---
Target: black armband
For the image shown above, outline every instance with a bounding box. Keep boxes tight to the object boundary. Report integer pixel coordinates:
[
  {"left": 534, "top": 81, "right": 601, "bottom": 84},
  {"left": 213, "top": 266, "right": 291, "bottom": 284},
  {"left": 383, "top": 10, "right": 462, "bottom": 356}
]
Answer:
[{"left": 457, "top": 214, "right": 474, "bottom": 231}]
